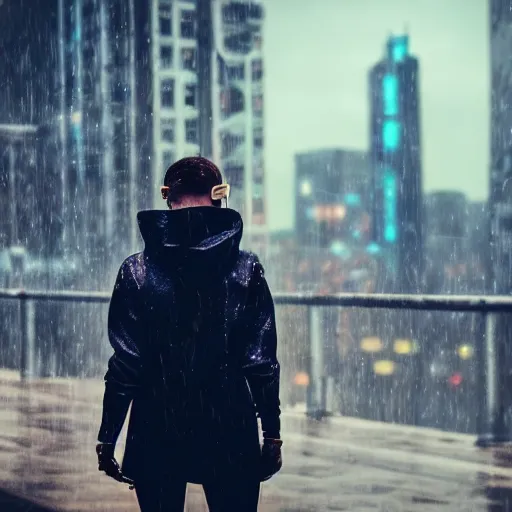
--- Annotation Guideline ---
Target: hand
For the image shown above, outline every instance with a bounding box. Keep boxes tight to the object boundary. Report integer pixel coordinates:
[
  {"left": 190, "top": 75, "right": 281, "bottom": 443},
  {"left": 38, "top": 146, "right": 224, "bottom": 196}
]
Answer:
[
  {"left": 260, "top": 438, "right": 283, "bottom": 482},
  {"left": 96, "top": 443, "right": 134, "bottom": 487}
]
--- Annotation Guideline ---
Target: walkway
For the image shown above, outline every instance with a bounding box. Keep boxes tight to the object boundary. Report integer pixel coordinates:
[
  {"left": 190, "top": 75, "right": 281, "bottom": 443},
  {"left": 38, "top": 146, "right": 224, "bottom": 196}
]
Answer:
[{"left": 0, "top": 370, "right": 511, "bottom": 511}]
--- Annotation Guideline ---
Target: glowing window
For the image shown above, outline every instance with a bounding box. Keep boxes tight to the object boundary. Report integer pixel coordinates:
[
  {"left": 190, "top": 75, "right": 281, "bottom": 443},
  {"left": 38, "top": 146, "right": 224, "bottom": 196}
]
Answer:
[
  {"left": 383, "top": 74, "right": 398, "bottom": 116},
  {"left": 383, "top": 120, "right": 401, "bottom": 151},
  {"left": 383, "top": 170, "right": 397, "bottom": 243},
  {"left": 300, "top": 180, "right": 312, "bottom": 197}
]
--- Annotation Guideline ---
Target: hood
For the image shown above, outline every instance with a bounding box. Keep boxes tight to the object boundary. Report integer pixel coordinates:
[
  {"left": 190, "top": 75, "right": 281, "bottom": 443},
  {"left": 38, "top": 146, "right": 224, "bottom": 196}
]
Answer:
[{"left": 137, "top": 207, "right": 243, "bottom": 280}]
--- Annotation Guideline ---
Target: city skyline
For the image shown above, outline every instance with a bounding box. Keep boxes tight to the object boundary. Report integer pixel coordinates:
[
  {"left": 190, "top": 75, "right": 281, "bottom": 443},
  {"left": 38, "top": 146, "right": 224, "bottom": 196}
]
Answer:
[{"left": 264, "top": 0, "right": 489, "bottom": 231}]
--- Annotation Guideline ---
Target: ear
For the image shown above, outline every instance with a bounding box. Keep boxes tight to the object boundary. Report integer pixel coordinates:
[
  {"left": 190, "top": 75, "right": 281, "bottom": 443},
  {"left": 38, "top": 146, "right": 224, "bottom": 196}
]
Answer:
[{"left": 161, "top": 186, "right": 170, "bottom": 200}]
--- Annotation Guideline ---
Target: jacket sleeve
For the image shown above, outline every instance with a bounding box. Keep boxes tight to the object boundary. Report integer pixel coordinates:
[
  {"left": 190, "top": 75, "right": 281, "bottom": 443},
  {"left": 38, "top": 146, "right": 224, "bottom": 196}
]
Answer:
[
  {"left": 97, "top": 260, "right": 143, "bottom": 444},
  {"left": 240, "top": 257, "right": 281, "bottom": 439}
]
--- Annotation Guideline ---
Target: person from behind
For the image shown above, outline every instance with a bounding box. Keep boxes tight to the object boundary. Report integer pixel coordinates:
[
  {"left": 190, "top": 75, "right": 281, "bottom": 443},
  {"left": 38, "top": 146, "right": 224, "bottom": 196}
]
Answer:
[{"left": 95, "top": 157, "right": 282, "bottom": 511}]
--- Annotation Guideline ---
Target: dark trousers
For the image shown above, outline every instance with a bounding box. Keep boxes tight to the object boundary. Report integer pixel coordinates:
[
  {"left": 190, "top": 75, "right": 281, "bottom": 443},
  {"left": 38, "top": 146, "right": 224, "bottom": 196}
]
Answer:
[{"left": 135, "top": 475, "right": 261, "bottom": 512}]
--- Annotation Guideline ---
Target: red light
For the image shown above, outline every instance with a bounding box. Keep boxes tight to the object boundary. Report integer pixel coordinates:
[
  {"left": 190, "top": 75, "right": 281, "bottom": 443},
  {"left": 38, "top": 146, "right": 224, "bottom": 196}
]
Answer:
[{"left": 448, "top": 372, "right": 463, "bottom": 387}]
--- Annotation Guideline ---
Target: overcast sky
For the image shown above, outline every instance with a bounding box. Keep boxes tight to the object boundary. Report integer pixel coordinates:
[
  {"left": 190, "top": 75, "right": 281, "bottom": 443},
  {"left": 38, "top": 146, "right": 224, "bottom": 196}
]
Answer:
[{"left": 262, "top": 0, "right": 490, "bottom": 231}]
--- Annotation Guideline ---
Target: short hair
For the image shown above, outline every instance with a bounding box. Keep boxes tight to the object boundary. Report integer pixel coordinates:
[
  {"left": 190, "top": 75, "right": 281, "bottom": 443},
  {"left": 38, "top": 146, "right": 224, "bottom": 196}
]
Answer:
[{"left": 163, "top": 156, "right": 223, "bottom": 207}]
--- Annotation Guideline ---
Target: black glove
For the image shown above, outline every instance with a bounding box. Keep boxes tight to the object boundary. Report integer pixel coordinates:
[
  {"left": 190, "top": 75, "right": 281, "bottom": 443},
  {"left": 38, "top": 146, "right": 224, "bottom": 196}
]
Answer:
[
  {"left": 260, "top": 438, "right": 283, "bottom": 482},
  {"left": 96, "top": 443, "right": 134, "bottom": 487}
]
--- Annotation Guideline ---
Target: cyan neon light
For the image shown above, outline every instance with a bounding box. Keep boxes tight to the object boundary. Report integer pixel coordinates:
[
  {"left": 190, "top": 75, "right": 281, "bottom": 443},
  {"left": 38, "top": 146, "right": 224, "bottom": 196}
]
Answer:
[
  {"left": 383, "top": 120, "right": 401, "bottom": 151},
  {"left": 383, "top": 169, "right": 397, "bottom": 243},
  {"left": 344, "top": 193, "right": 361, "bottom": 206},
  {"left": 383, "top": 74, "right": 398, "bottom": 116},
  {"left": 366, "top": 242, "right": 381, "bottom": 254},
  {"left": 330, "top": 240, "right": 344, "bottom": 257},
  {"left": 391, "top": 37, "right": 408, "bottom": 62}
]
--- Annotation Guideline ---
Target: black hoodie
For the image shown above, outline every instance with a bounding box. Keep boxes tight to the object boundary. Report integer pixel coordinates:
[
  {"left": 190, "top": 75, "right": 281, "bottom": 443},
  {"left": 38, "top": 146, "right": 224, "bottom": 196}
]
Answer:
[{"left": 97, "top": 207, "right": 281, "bottom": 483}]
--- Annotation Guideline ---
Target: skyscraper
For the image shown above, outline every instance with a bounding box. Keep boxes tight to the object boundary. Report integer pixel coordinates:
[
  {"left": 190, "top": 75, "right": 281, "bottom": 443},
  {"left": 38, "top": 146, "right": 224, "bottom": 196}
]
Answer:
[
  {"left": 489, "top": 3, "right": 512, "bottom": 429},
  {"left": 489, "top": 0, "right": 512, "bottom": 295},
  {"left": 0, "top": 0, "right": 152, "bottom": 288},
  {"left": 369, "top": 35, "right": 423, "bottom": 293},
  {"left": 67, "top": 0, "right": 152, "bottom": 282},
  {"left": 0, "top": 0, "right": 266, "bottom": 289},
  {"left": 150, "top": 0, "right": 267, "bottom": 247}
]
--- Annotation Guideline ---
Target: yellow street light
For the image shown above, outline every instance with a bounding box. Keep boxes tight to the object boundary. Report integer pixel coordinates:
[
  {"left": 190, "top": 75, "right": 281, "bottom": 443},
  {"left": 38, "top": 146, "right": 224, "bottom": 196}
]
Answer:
[
  {"left": 394, "top": 339, "right": 412, "bottom": 355},
  {"left": 360, "top": 337, "right": 383, "bottom": 353},
  {"left": 373, "top": 360, "right": 396, "bottom": 376},
  {"left": 457, "top": 344, "right": 474, "bottom": 360}
]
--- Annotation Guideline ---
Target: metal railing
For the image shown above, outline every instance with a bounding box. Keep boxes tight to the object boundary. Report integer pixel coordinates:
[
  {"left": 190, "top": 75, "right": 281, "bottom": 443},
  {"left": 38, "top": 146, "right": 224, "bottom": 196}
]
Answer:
[{"left": 2, "top": 288, "right": 512, "bottom": 447}]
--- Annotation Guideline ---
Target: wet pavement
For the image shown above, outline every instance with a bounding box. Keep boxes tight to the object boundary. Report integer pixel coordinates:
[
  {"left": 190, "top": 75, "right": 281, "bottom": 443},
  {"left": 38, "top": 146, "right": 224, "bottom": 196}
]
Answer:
[{"left": 1, "top": 370, "right": 512, "bottom": 511}]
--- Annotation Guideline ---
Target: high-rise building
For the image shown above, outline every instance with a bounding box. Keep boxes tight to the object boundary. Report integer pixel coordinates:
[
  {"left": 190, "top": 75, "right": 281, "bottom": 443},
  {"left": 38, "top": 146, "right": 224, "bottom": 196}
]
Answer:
[
  {"left": 489, "top": 0, "right": 512, "bottom": 295},
  {"left": 369, "top": 35, "right": 423, "bottom": 293},
  {"left": 66, "top": 0, "right": 152, "bottom": 283},
  {"left": 150, "top": 0, "right": 201, "bottom": 184},
  {"left": 488, "top": 4, "right": 512, "bottom": 432},
  {"left": 295, "top": 149, "right": 372, "bottom": 251},
  {"left": 150, "top": 0, "right": 266, "bottom": 247},
  {"left": 213, "top": 0, "right": 265, "bottom": 246},
  {"left": 423, "top": 191, "right": 469, "bottom": 293},
  {"left": 1, "top": 0, "right": 266, "bottom": 288},
  {"left": 0, "top": 0, "right": 152, "bottom": 288}
]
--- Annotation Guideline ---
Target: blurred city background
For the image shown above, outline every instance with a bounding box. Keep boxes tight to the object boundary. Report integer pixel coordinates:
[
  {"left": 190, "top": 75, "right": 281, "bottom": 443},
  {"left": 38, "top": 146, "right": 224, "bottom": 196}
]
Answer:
[{"left": 1, "top": 1, "right": 512, "bottom": 508}]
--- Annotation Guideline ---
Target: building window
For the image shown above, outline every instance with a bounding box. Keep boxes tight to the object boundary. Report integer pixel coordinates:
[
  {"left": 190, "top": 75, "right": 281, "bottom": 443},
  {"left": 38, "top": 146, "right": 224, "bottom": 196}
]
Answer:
[
  {"left": 181, "top": 48, "right": 196, "bottom": 71},
  {"left": 252, "top": 59, "right": 263, "bottom": 82},
  {"left": 224, "top": 165, "right": 244, "bottom": 188},
  {"left": 224, "top": 30, "right": 252, "bottom": 54},
  {"left": 160, "top": 45, "right": 173, "bottom": 68},
  {"left": 253, "top": 127, "right": 263, "bottom": 148},
  {"left": 162, "top": 150, "right": 174, "bottom": 166},
  {"left": 181, "top": 10, "right": 195, "bottom": 38},
  {"left": 221, "top": 133, "right": 244, "bottom": 158},
  {"left": 112, "top": 82, "right": 127, "bottom": 104},
  {"left": 222, "top": 4, "right": 248, "bottom": 23},
  {"left": 185, "top": 119, "right": 198, "bottom": 143},
  {"left": 382, "top": 120, "right": 400, "bottom": 151},
  {"left": 161, "top": 79, "right": 174, "bottom": 108},
  {"left": 161, "top": 118, "right": 175, "bottom": 143},
  {"left": 185, "top": 84, "right": 197, "bottom": 107},
  {"left": 249, "top": 4, "right": 263, "bottom": 19},
  {"left": 383, "top": 169, "right": 398, "bottom": 243},
  {"left": 253, "top": 162, "right": 264, "bottom": 180},
  {"left": 253, "top": 183, "right": 264, "bottom": 200},
  {"left": 220, "top": 87, "right": 244, "bottom": 118},
  {"left": 253, "top": 198, "right": 264, "bottom": 215},
  {"left": 227, "top": 64, "right": 244, "bottom": 80},
  {"left": 383, "top": 74, "right": 398, "bottom": 116},
  {"left": 253, "top": 33, "right": 262, "bottom": 50},
  {"left": 252, "top": 94, "right": 263, "bottom": 117},
  {"left": 159, "top": 5, "right": 172, "bottom": 36}
]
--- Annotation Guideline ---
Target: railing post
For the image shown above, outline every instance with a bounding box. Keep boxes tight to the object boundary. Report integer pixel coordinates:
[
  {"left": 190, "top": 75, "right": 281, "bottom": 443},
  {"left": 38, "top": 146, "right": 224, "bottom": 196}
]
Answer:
[
  {"left": 476, "top": 312, "right": 510, "bottom": 447},
  {"left": 306, "top": 305, "right": 325, "bottom": 419},
  {"left": 20, "top": 296, "right": 36, "bottom": 382},
  {"left": 319, "top": 375, "right": 334, "bottom": 417}
]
